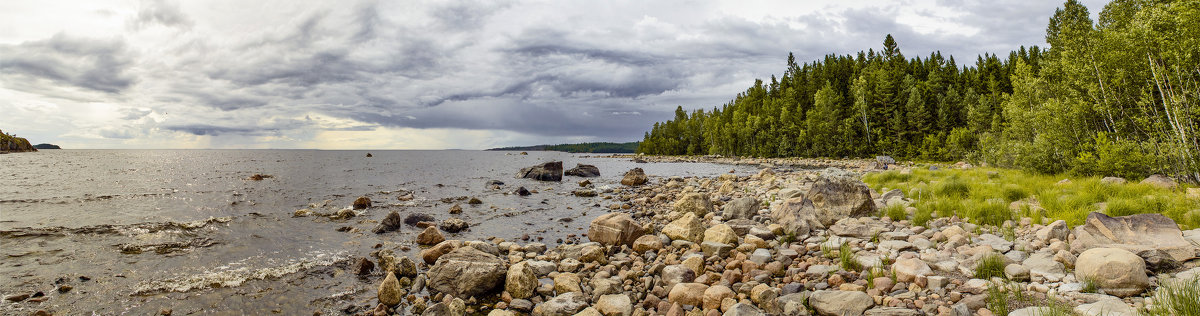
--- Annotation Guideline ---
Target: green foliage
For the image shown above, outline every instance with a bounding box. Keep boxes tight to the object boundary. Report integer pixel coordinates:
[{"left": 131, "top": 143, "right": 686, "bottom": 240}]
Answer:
[
  {"left": 492, "top": 142, "right": 640, "bottom": 153},
  {"left": 839, "top": 243, "right": 862, "bottom": 271},
  {"left": 883, "top": 204, "right": 907, "bottom": 222},
  {"left": 936, "top": 178, "right": 971, "bottom": 198},
  {"left": 1142, "top": 275, "right": 1200, "bottom": 316},
  {"left": 975, "top": 254, "right": 1008, "bottom": 280},
  {"left": 1080, "top": 275, "right": 1099, "bottom": 294}
]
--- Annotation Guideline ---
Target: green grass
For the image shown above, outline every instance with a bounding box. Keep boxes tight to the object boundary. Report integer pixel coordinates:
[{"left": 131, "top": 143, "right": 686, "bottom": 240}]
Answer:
[
  {"left": 975, "top": 254, "right": 1008, "bottom": 280},
  {"left": 883, "top": 203, "right": 907, "bottom": 222},
  {"left": 1080, "top": 275, "right": 1099, "bottom": 294},
  {"left": 839, "top": 243, "right": 862, "bottom": 271},
  {"left": 1142, "top": 275, "right": 1200, "bottom": 316},
  {"left": 821, "top": 243, "right": 838, "bottom": 259},
  {"left": 986, "top": 283, "right": 1013, "bottom": 316},
  {"left": 863, "top": 167, "right": 1199, "bottom": 229}
]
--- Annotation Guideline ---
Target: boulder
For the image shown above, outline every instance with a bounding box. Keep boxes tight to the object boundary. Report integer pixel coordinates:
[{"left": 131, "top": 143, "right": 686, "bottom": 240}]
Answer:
[
  {"left": 553, "top": 273, "right": 582, "bottom": 293},
  {"left": 565, "top": 164, "right": 600, "bottom": 177},
  {"left": 662, "top": 212, "right": 704, "bottom": 242},
  {"left": 1071, "top": 212, "right": 1195, "bottom": 262},
  {"left": 620, "top": 168, "right": 648, "bottom": 186},
  {"left": 804, "top": 176, "right": 876, "bottom": 226},
  {"left": 1075, "top": 248, "right": 1149, "bottom": 297},
  {"left": 506, "top": 261, "right": 538, "bottom": 299},
  {"left": 702, "top": 285, "right": 735, "bottom": 310},
  {"left": 723, "top": 197, "right": 760, "bottom": 220},
  {"left": 1100, "top": 177, "right": 1127, "bottom": 185},
  {"left": 892, "top": 257, "right": 932, "bottom": 283},
  {"left": 829, "top": 217, "right": 884, "bottom": 238},
  {"left": 378, "top": 271, "right": 403, "bottom": 306},
  {"left": 426, "top": 247, "right": 507, "bottom": 297},
  {"left": 404, "top": 213, "right": 435, "bottom": 226},
  {"left": 532, "top": 292, "right": 588, "bottom": 316},
  {"left": 1074, "top": 298, "right": 1136, "bottom": 316},
  {"left": 372, "top": 211, "right": 404, "bottom": 233},
  {"left": 667, "top": 283, "right": 708, "bottom": 306},
  {"left": 703, "top": 224, "right": 738, "bottom": 245},
  {"left": 1140, "top": 174, "right": 1177, "bottom": 189},
  {"left": 518, "top": 161, "right": 563, "bottom": 181},
  {"left": 673, "top": 193, "right": 713, "bottom": 217},
  {"left": 771, "top": 197, "right": 815, "bottom": 234},
  {"left": 595, "top": 294, "right": 632, "bottom": 316},
  {"left": 439, "top": 218, "right": 469, "bottom": 233},
  {"left": 587, "top": 213, "right": 645, "bottom": 246},
  {"left": 353, "top": 196, "right": 372, "bottom": 210},
  {"left": 632, "top": 235, "right": 663, "bottom": 253},
  {"left": 809, "top": 290, "right": 874, "bottom": 316},
  {"left": 417, "top": 226, "right": 445, "bottom": 245}
]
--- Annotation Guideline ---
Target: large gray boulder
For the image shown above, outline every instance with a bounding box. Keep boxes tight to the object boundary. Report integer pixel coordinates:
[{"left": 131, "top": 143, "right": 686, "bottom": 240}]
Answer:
[
  {"left": 426, "top": 247, "right": 507, "bottom": 297},
  {"left": 565, "top": 164, "right": 600, "bottom": 177},
  {"left": 532, "top": 292, "right": 589, "bottom": 316},
  {"left": 809, "top": 290, "right": 874, "bottom": 316},
  {"left": 772, "top": 176, "right": 875, "bottom": 230},
  {"left": 518, "top": 161, "right": 563, "bottom": 181},
  {"left": 1075, "top": 248, "right": 1149, "bottom": 297},
  {"left": 771, "top": 197, "right": 815, "bottom": 235},
  {"left": 1071, "top": 212, "right": 1195, "bottom": 262},
  {"left": 723, "top": 197, "right": 760, "bottom": 220}
]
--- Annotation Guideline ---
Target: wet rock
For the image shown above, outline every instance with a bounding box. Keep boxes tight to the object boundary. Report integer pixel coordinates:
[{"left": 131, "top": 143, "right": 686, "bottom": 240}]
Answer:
[
  {"left": 440, "top": 218, "right": 469, "bottom": 233},
  {"left": 515, "top": 187, "right": 531, "bottom": 196},
  {"left": 372, "top": 211, "right": 404, "bottom": 234},
  {"left": 1075, "top": 248, "right": 1149, "bottom": 297},
  {"left": 578, "top": 179, "right": 592, "bottom": 187},
  {"left": 565, "top": 164, "right": 601, "bottom": 177},
  {"left": 573, "top": 190, "right": 597, "bottom": 197},
  {"left": 1140, "top": 174, "right": 1177, "bottom": 189},
  {"left": 378, "top": 272, "right": 403, "bottom": 306},
  {"left": 809, "top": 290, "right": 874, "bottom": 316},
  {"left": 588, "top": 213, "right": 646, "bottom": 246},
  {"left": 1071, "top": 212, "right": 1194, "bottom": 261},
  {"left": 417, "top": 226, "right": 446, "bottom": 245},
  {"left": 595, "top": 294, "right": 632, "bottom": 316},
  {"left": 395, "top": 256, "right": 419, "bottom": 278},
  {"left": 673, "top": 193, "right": 713, "bottom": 217},
  {"left": 667, "top": 283, "right": 708, "bottom": 306},
  {"left": 662, "top": 212, "right": 704, "bottom": 242},
  {"left": 426, "top": 247, "right": 507, "bottom": 297},
  {"left": 420, "top": 241, "right": 459, "bottom": 264},
  {"left": 354, "top": 257, "right": 375, "bottom": 276},
  {"left": 519, "top": 161, "right": 564, "bottom": 181},
  {"left": 486, "top": 180, "right": 505, "bottom": 190},
  {"left": 620, "top": 168, "right": 648, "bottom": 186},
  {"left": 449, "top": 204, "right": 462, "bottom": 214},
  {"left": 506, "top": 261, "right": 538, "bottom": 299},
  {"left": 532, "top": 292, "right": 588, "bottom": 316},
  {"left": 723, "top": 197, "right": 759, "bottom": 220},
  {"left": 404, "top": 213, "right": 435, "bottom": 226},
  {"left": 353, "top": 196, "right": 372, "bottom": 210}
]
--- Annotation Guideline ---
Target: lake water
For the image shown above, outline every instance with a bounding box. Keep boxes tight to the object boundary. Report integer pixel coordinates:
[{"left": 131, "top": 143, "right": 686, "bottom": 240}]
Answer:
[{"left": 0, "top": 150, "right": 755, "bottom": 314}]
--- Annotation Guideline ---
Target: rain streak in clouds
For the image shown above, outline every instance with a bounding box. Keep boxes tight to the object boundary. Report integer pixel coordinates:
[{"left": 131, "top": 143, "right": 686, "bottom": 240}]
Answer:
[{"left": 0, "top": 0, "right": 1107, "bottom": 149}]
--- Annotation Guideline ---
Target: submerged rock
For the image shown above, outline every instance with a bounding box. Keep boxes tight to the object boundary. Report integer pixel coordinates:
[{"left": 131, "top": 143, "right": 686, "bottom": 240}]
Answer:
[
  {"left": 439, "top": 218, "right": 469, "bottom": 233},
  {"left": 518, "top": 161, "right": 564, "bottom": 181},
  {"left": 514, "top": 187, "right": 531, "bottom": 196},
  {"left": 404, "top": 213, "right": 435, "bottom": 226},
  {"left": 372, "top": 211, "right": 403, "bottom": 234}
]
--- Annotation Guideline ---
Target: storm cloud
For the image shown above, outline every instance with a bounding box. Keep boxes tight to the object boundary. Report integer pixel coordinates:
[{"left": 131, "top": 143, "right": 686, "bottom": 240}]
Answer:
[{"left": 0, "top": 0, "right": 1110, "bottom": 149}]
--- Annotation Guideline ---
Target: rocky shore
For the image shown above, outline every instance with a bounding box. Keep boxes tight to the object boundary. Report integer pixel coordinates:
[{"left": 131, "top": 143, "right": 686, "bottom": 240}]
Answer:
[{"left": 340, "top": 163, "right": 1200, "bottom": 316}]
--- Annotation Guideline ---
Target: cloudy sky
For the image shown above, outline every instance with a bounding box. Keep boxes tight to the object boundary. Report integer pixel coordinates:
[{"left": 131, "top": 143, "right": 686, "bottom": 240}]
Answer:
[{"left": 0, "top": 0, "right": 1106, "bottom": 149}]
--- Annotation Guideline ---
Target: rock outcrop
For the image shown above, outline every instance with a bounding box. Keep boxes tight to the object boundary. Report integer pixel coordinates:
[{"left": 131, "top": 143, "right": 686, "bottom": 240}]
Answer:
[
  {"left": 564, "top": 164, "right": 600, "bottom": 177},
  {"left": 519, "top": 161, "right": 564, "bottom": 181},
  {"left": 1070, "top": 212, "right": 1195, "bottom": 261}
]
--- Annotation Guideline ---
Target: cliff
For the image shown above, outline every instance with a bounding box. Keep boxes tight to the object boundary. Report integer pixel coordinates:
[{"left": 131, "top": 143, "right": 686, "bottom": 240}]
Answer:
[{"left": 0, "top": 129, "right": 38, "bottom": 153}]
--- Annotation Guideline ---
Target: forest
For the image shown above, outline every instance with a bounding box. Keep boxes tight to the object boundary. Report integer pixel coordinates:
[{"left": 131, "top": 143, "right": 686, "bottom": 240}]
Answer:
[
  {"left": 490, "top": 142, "right": 639, "bottom": 153},
  {"left": 637, "top": 0, "right": 1200, "bottom": 182}
]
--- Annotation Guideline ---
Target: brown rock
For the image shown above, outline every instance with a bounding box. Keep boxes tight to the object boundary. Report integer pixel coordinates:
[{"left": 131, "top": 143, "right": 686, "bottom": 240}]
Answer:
[
  {"left": 417, "top": 226, "right": 446, "bottom": 245},
  {"left": 588, "top": 213, "right": 646, "bottom": 246},
  {"left": 353, "top": 196, "right": 372, "bottom": 210}
]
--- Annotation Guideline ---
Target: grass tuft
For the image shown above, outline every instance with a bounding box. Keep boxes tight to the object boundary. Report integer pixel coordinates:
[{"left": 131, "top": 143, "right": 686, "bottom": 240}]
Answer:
[
  {"left": 974, "top": 254, "right": 1008, "bottom": 280},
  {"left": 839, "top": 243, "right": 861, "bottom": 271},
  {"left": 1142, "top": 275, "right": 1200, "bottom": 316},
  {"left": 883, "top": 203, "right": 907, "bottom": 222}
]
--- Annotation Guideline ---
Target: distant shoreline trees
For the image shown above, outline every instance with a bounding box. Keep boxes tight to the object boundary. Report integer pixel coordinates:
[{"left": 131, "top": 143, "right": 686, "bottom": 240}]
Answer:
[{"left": 639, "top": 0, "right": 1200, "bottom": 182}]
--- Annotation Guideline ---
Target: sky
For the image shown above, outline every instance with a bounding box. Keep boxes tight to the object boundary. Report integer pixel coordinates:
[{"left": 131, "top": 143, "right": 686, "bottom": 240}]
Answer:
[{"left": 0, "top": 0, "right": 1108, "bottom": 149}]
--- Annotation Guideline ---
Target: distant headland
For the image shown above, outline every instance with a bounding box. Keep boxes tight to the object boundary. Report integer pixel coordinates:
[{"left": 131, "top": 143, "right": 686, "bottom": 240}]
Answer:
[
  {"left": 0, "top": 129, "right": 37, "bottom": 153},
  {"left": 488, "top": 141, "right": 639, "bottom": 153}
]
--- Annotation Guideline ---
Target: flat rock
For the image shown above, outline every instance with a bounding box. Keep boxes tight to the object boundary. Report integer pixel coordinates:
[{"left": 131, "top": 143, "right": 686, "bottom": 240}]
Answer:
[
  {"left": 1071, "top": 212, "right": 1195, "bottom": 262},
  {"left": 809, "top": 290, "right": 874, "bottom": 316}
]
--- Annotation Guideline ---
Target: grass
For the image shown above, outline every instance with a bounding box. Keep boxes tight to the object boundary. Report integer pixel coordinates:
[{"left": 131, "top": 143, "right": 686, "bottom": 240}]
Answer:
[
  {"left": 974, "top": 254, "right": 1008, "bottom": 280},
  {"left": 1142, "top": 275, "right": 1200, "bottom": 316},
  {"left": 838, "top": 243, "right": 862, "bottom": 271},
  {"left": 986, "top": 282, "right": 1077, "bottom": 316},
  {"left": 883, "top": 203, "right": 907, "bottom": 222},
  {"left": 862, "top": 167, "right": 1199, "bottom": 229},
  {"left": 1080, "top": 275, "right": 1100, "bottom": 294},
  {"left": 821, "top": 243, "right": 838, "bottom": 259}
]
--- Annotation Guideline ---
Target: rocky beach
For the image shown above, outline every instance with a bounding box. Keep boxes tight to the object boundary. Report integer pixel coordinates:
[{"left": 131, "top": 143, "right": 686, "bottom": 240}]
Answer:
[{"left": 320, "top": 158, "right": 1200, "bottom": 316}]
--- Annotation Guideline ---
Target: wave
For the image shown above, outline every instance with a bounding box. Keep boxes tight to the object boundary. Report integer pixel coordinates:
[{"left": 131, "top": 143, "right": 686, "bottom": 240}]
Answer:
[{"left": 132, "top": 251, "right": 349, "bottom": 295}]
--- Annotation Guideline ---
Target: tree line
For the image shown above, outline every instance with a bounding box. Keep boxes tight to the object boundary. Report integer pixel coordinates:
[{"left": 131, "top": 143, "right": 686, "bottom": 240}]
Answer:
[{"left": 638, "top": 0, "right": 1200, "bottom": 182}]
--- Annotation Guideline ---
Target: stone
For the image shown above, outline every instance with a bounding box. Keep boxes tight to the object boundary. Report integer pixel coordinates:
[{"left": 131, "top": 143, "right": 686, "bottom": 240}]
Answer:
[
  {"left": 702, "top": 285, "right": 734, "bottom": 310},
  {"left": 662, "top": 212, "right": 705, "bottom": 242},
  {"left": 595, "top": 294, "right": 632, "bottom": 316},
  {"left": 353, "top": 196, "right": 372, "bottom": 209},
  {"left": 573, "top": 190, "right": 597, "bottom": 197},
  {"left": 488, "top": 311, "right": 517, "bottom": 316},
  {"left": 405, "top": 213, "right": 435, "bottom": 226},
  {"left": 420, "top": 241, "right": 458, "bottom": 264},
  {"left": 1004, "top": 264, "right": 1030, "bottom": 281},
  {"left": 426, "top": 247, "right": 507, "bottom": 297},
  {"left": 673, "top": 193, "right": 713, "bottom": 217},
  {"left": 532, "top": 292, "right": 588, "bottom": 316},
  {"left": 417, "top": 226, "right": 445, "bottom": 245},
  {"left": 1140, "top": 174, "right": 1177, "bottom": 189},
  {"left": 864, "top": 307, "right": 922, "bottom": 316},
  {"left": 704, "top": 224, "right": 738, "bottom": 245},
  {"left": 633, "top": 235, "right": 663, "bottom": 253},
  {"left": 700, "top": 241, "right": 734, "bottom": 257},
  {"left": 621, "top": 168, "right": 649, "bottom": 186},
  {"left": 809, "top": 290, "right": 874, "bottom": 316},
  {"left": 1036, "top": 220, "right": 1069, "bottom": 242},
  {"left": 353, "top": 257, "right": 375, "bottom": 276},
  {"left": 829, "top": 217, "right": 883, "bottom": 238},
  {"left": 1100, "top": 177, "right": 1127, "bottom": 185},
  {"left": 518, "top": 161, "right": 563, "bottom": 181},
  {"left": 749, "top": 248, "right": 772, "bottom": 265},
  {"left": 777, "top": 292, "right": 809, "bottom": 315},
  {"left": 506, "top": 261, "right": 538, "bottom": 299},
  {"left": 554, "top": 273, "right": 583, "bottom": 293},
  {"left": 667, "top": 283, "right": 708, "bottom": 307},
  {"left": 1137, "top": 249, "right": 1181, "bottom": 273},
  {"left": 778, "top": 188, "right": 805, "bottom": 200},
  {"left": 1071, "top": 212, "right": 1194, "bottom": 261},
  {"left": 514, "top": 186, "right": 531, "bottom": 196},
  {"left": 439, "top": 218, "right": 469, "bottom": 233},
  {"left": 723, "top": 197, "right": 760, "bottom": 220},
  {"left": 588, "top": 213, "right": 646, "bottom": 246},
  {"left": 724, "top": 303, "right": 766, "bottom": 316},
  {"left": 662, "top": 265, "right": 697, "bottom": 290},
  {"left": 976, "top": 234, "right": 1013, "bottom": 253},
  {"left": 803, "top": 176, "right": 877, "bottom": 227},
  {"left": 892, "top": 257, "right": 932, "bottom": 283},
  {"left": 1075, "top": 248, "right": 1149, "bottom": 297},
  {"left": 372, "top": 211, "right": 404, "bottom": 233},
  {"left": 565, "top": 164, "right": 600, "bottom": 177},
  {"left": 378, "top": 272, "right": 403, "bottom": 306},
  {"left": 771, "top": 197, "right": 816, "bottom": 235},
  {"left": 1023, "top": 251, "right": 1066, "bottom": 282},
  {"left": 1074, "top": 298, "right": 1136, "bottom": 316}
]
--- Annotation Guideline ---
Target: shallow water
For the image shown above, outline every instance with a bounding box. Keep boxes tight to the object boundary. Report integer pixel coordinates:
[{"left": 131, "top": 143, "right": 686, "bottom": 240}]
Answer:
[{"left": 0, "top": 150, "right": 754, "bottom": 314}]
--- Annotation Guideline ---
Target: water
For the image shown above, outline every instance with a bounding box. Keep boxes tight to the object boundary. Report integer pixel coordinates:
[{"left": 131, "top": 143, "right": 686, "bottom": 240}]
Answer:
[{"left": 0, "top": 150, "right": 754, "bottom": 314}]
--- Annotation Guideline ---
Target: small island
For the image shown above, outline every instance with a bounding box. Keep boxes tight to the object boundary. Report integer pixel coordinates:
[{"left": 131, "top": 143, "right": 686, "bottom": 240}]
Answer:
[{"left": 34, "top": 143, "right": 61, "bottom": 149}]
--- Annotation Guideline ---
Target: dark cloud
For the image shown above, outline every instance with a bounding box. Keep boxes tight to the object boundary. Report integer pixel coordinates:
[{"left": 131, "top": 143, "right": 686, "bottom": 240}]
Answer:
[
  {"left": 163, "top": 124, "right": 279, "bottom": 136},
  {"left": 0, "top": 34, "right": 136, "bottom": 94}
]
